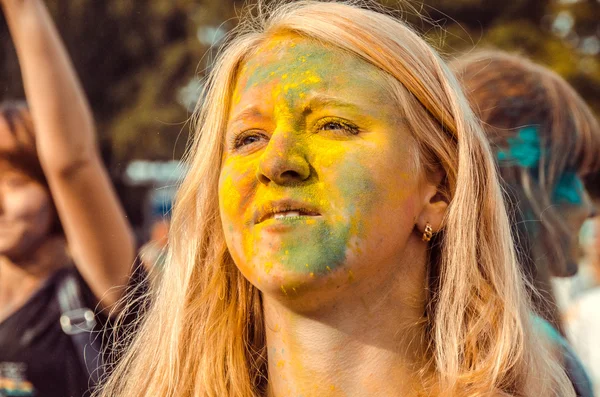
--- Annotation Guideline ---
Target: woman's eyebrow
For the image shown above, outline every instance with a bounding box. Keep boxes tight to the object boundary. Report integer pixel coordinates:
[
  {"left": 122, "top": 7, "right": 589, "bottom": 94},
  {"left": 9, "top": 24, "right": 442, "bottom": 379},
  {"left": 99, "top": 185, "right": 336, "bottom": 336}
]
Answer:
[
  {"left": 302, "top": 94, "right": 362, "bottom": 115},
  {"left": 229, "top": 106, "right": 265, "bottom": 125},
  {"left": 228, "top": 95, "right": 365, "bottom": 127}
]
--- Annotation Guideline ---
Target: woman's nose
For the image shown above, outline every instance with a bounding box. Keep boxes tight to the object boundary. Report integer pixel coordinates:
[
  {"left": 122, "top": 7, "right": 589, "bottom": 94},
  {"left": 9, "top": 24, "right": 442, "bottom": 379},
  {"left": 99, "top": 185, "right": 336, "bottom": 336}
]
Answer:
[
  {"left": 256, "top": 132, "right": 310, "bottom": 186},
  {"left": 581, "top": 189, "right": 596, "bottom": 219}
]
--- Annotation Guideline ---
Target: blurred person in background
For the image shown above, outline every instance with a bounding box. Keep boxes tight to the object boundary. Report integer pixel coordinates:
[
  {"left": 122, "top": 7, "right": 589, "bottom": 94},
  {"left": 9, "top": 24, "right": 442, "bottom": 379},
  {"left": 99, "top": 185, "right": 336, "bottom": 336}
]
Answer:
[
  {"left": 139, "top": 189, "right": 173, "bottom": 284},
  {"left": 452, "top": 50, "right": 600, "bottom": 397},
  {"left": 563, "top": 179, "right": 600, "bottom": 396},
  {"left": 553, "top": 174, "right": 600, "bottom": 312},
  {"left": 0, "top": 0, "right": 135, "bottom": 396}
]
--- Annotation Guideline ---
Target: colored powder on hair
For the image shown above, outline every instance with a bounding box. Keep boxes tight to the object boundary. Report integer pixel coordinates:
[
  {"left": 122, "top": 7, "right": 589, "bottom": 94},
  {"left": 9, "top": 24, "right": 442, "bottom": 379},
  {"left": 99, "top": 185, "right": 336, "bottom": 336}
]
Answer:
[
  {"left": 552, "top": 171, "right": 584, "bottom": 205},
  {"left": 497, "top": 126, "right": 542, "bottom": 168}
]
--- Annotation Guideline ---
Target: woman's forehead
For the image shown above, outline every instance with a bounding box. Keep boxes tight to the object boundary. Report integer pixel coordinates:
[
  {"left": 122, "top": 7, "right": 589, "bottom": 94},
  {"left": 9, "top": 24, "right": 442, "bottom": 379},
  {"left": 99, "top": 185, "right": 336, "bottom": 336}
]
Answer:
[
  {"left": 232, "top": 35, "right": 394, "bottom": 112},
  {"left": 245, "top": 35, "right": 342, "bottom": 67},
  {"left": 0, "top": 156, "right": 25, "bottom": 174},
  {"left": 0, "top": 112, "right": 35, "bottom": 153},
  {"left": 239, "top": 35, "right": 383, "bottom": 88},
  {"left": 0, "top": 144, "right": 44, "bottom": 183}
]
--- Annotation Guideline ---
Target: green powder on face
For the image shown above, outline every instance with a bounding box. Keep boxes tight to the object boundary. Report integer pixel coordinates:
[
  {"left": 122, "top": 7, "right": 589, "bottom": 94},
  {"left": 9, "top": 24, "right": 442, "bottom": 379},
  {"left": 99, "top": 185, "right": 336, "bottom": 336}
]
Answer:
[
  {"left": 243, "top": 42, "right": 330, "bottom": 98},
  {"left": 223, "top": 35, "right": 405, "bottom": 285},
  {"left": 240, "top": 38, "right": 378, "bottom": 114},
  {"left": 277, "top": 220, "right": 351, "bottom": 274},
  {"left": 276, "top": 154, "right": 378, "bottom": 275}
]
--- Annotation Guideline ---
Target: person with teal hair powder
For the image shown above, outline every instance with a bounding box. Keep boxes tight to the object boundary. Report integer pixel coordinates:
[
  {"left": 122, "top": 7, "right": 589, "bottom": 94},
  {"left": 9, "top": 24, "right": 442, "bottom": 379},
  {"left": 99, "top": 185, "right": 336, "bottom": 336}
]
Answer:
[{"left": 452, "top": 51, "right": 600, "bottom": 397}]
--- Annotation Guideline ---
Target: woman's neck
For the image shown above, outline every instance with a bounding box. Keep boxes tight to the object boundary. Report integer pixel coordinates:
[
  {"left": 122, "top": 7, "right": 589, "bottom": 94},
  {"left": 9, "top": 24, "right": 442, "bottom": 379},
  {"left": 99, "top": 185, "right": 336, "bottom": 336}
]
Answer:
[
  {"left": 263, "top": 255, "right": 429, "bottom": 397},
  {"left": 0, "top": 237, "right": 68, "bottom": 322}
]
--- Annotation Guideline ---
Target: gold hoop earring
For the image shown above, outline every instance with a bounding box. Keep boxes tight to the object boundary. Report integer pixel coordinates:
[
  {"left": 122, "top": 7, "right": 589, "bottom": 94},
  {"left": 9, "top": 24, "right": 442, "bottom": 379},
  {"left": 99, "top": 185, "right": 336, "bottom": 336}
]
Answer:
[{"left": 422, "top": 223, "right": 433, "bottom": 242}]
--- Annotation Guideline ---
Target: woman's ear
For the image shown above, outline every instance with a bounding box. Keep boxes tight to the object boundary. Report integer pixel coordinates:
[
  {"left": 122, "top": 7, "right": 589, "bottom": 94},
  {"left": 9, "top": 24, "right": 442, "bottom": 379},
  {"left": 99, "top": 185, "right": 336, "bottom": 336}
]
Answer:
[{"left": 416, "top": 170, "right": 448, "bottom": 237}]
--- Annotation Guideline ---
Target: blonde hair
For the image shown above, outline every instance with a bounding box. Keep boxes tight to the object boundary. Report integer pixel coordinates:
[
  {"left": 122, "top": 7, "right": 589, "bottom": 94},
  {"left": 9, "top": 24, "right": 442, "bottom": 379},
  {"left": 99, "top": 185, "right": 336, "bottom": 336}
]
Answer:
[
  {"left": 99, "top": 2, "right": 574, "bottom": 396},
  {"left": 451, "top": 51, "right": 600, "bottom": 330}
]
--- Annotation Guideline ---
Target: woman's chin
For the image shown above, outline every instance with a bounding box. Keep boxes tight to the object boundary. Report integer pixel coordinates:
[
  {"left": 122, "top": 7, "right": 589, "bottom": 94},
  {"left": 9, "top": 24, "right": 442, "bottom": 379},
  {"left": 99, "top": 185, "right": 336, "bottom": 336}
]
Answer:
[{"left": 244, "top": 261, "right": 358, "bottom": 305}]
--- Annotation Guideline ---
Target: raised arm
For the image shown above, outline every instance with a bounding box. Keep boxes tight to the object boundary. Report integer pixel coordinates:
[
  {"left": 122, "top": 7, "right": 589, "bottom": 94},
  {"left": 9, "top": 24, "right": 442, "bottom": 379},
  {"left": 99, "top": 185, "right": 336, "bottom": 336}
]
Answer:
[{"left": 1, "top": 0, "right": 135, "bottom": 309}]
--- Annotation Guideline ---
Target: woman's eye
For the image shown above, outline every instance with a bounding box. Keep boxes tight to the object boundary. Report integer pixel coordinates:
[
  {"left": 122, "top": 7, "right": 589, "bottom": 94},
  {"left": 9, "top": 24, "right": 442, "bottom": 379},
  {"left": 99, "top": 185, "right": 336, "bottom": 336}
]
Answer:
[
  {"left": 240, "top": 136, "right": 260, "bottom": 146},
  {"left": 321, "top": 122, "right": 344, "bottom": 130},
  {"left": 2, "top": 175, "right": 28, "bottom": 188},
  {"left": 233, "top": 131, "right": 268, "bottom": 150},
  {"left": 317, "top": 119, "right": 360, "bottom": 135}
]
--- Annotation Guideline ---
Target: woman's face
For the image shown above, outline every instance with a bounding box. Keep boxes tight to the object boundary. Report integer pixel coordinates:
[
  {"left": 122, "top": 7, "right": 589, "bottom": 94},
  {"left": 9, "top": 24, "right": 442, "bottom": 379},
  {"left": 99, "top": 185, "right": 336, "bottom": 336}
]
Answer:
[
  {"left": 580, "top": 210, "right": 600, "bottom": 264},
  {"left": 0, "top": 117, "right": 54, "bottom": 261},
  {"left": 218, "top": 36, "right": 432, "bottom": 302}
]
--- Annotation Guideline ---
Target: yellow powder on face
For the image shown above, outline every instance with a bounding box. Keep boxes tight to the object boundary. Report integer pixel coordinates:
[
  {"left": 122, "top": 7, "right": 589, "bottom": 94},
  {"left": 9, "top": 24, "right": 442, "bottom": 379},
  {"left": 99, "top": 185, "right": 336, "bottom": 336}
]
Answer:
[
  {"left": 276, "top": 360, "right": 285, "bottom": 369},
  {"left": 348, "top": 270, "right": 355, "bottom": 283},
  {"left": 222, "top": 35, "right": 420, "bottom": 290},
  {"left": 281, "top": 70, "right": 321, "bottom": 95},
  {"left": 219, "top": 174, "right": 244, "bottom": 217},
  {"left": 230, "top": 59, "right": 363, "bottom": 278},
  {"left": 265, "top": 262, "right": 274, "bottom": 274},
  {"left": 231, "top": 64, "right": 249, "bottom": 105},
  {"left": 270, "top": 68, "right": 322, "bottom": 121},
  {"left": 232, "top": 90, "right": 242, "bottom": 106}
]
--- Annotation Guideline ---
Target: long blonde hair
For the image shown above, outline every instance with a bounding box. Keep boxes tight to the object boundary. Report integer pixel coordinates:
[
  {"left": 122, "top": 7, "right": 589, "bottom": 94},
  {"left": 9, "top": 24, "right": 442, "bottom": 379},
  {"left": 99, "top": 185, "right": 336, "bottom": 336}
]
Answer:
[{"left": 99, "top": 2, "right": 574, "bottom": 396}]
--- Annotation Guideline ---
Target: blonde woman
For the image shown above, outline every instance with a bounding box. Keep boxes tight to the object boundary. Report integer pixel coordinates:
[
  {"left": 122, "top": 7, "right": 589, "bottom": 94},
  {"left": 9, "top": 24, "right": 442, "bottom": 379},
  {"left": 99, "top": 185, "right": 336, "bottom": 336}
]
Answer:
[
  {"left": 451, "top": 51, "right": 600, "bottom": 397},
  {"left": 100, "top": 2, "right": 575, "bottom": 396}
]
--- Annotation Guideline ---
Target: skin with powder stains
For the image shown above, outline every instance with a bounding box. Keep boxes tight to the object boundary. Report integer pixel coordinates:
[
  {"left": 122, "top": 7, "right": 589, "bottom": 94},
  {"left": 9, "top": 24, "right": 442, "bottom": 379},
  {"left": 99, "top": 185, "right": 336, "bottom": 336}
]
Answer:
[
  {"left": 218, "top": 35, "right": 448, "bottom": 397},
  {"left": 219, "top": 35, "right": 428, "bottom": 305}
]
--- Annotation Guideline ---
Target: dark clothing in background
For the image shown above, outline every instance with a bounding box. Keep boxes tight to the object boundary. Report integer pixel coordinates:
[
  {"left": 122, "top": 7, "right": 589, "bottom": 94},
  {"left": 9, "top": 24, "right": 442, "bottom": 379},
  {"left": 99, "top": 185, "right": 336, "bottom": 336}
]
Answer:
[
  {"left": 0, "top": 268, "right": 105, "bottom": 397},
  {"left": 534, "top": 316, "right": 595, "bottom": 397}
]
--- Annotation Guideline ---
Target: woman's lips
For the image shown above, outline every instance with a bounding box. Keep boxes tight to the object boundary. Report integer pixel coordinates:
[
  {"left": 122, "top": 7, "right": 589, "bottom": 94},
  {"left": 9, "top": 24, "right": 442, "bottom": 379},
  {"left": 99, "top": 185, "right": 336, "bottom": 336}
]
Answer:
[{"left": 254, "top": 200, "right": 321, "bottom": 224}]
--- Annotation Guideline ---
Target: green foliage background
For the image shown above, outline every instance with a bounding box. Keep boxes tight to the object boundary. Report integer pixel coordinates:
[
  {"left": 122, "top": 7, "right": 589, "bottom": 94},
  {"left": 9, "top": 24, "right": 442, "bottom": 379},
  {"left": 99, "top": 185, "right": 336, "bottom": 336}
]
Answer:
[{"left": 1, "top": 0, "right": 598, "bottom": 165}]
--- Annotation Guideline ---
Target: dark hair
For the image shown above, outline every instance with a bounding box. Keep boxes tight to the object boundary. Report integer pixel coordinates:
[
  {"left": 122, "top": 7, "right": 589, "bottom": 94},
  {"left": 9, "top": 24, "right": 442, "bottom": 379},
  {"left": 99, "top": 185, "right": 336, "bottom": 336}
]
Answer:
[
  {"left": 584, "top": 171, "right": 600, "bottom": 202},
  {"left": 451, "top": 51, "right": 600, "bottom": 330},
  {"left": 0, "top": 100, "right": 62, "bottom": 235}
]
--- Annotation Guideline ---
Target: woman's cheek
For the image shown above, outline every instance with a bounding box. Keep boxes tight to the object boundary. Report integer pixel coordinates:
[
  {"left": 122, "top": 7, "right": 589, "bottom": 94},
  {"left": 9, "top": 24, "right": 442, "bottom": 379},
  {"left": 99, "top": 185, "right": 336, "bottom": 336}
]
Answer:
[
  {"left": 219, "top": 172, "right": 244, "bottom": 221},
  {"left": 5, "top": 184, "right": 54, "bottom": 243},
  {"left": 10, "top": 185, "right": 47, "bottom": 218},
  {"left": 219, "top": 161, "right": 262, "bottom": 267},
  {"left": 219, "top": 157, "right": 257, "bottom": 217}
]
